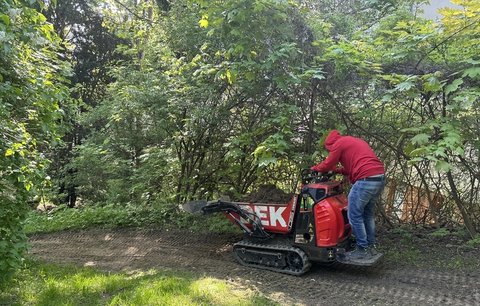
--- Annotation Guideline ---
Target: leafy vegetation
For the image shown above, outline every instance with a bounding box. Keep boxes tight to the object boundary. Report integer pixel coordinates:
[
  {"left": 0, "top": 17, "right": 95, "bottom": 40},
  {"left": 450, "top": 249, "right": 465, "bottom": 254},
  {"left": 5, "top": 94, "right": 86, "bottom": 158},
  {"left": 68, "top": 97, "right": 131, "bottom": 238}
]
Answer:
[
  {"left": 0, "top": 260, "right": 276, "bottom": 306},
  {"left": 24, "top": 205, "right": 239, "bottom": 234},
  {"left": 0, "top": 0, "right": 70, "bottom": 282},
  {"left": 381, "top": 226, "right": 479, "bottom": 270},
  {"left": 1, "top": 0, "right": 479, "bottom": 284},
  {"left": 466, "top": 234, "right": 480, "bottom": 248}
]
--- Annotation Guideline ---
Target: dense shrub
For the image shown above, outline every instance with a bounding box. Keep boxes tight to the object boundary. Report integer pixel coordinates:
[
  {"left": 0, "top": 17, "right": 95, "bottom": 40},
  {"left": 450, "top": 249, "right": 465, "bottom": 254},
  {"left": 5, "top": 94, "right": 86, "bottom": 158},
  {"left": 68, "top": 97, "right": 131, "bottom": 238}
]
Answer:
[
  {"left": 25, "top": 204, "right": 238, "bottom": 234},
  {"left": 0, "top": 1, "right": 69, "bottom": 282}
]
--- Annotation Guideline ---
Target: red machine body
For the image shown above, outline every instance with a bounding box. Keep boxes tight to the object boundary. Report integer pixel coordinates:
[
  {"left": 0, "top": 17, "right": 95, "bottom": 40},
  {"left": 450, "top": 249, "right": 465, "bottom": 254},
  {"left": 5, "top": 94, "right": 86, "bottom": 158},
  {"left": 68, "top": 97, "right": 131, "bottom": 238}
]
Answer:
[
  {"left": 223, "top": 178, "right": 351, "bottom": 251},
  {"left": 224, "top": 197, "right": 297, "bottom": 234},
  {"left": 198, "top": 171, "right": 369, "bottom": 275},
  {"left": 312, "top": 186, "right": 350, "bottom": 247}
]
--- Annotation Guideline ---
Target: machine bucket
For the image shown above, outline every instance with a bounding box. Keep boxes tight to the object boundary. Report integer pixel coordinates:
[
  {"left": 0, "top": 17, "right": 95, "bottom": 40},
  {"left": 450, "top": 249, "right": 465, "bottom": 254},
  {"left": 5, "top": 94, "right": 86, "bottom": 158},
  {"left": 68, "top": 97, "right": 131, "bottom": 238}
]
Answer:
[{"left": 181, "top": 200, "right": 208, "bottom": 214}]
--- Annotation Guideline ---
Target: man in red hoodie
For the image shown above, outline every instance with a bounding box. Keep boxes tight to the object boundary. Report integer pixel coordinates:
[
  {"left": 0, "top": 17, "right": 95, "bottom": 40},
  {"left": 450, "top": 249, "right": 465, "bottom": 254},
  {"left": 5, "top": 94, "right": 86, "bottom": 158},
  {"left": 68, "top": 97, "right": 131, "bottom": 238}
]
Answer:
[{"left": 311, "top": 130, "right": 385, "bottom": 261}]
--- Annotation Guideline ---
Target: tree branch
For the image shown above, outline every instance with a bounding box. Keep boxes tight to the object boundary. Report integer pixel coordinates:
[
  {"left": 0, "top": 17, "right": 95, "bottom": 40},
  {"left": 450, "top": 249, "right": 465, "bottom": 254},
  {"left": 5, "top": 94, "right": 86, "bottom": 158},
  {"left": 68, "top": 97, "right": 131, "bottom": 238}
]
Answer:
[
  {"left": 112, "top": 0, "right": 159, "bottom": 25},
  {"left": 415, "top": 16, "right": 480, "bottom": 70}
]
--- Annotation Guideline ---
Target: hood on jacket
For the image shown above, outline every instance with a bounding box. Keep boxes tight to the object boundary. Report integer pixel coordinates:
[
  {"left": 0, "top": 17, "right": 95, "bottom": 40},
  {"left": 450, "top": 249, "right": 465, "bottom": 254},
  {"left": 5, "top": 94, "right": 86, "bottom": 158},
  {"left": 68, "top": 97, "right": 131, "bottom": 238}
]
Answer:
[{"left": 324, "top": 130, "right": 342, "bottom": 151}]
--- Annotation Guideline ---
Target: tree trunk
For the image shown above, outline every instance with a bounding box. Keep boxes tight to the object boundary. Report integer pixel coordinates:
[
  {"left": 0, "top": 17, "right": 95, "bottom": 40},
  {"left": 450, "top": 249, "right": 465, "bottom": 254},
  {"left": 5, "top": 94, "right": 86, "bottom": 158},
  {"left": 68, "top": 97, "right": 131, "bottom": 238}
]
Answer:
[{"left": 446, "top": 171, "right": 477, "bottom": 238}]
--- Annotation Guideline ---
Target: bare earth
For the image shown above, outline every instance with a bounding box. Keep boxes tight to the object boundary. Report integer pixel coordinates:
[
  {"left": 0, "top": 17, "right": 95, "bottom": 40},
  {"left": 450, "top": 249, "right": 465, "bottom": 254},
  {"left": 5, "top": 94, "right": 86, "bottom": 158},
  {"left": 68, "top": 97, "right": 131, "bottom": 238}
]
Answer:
[{"left": 29, "top": 228, "right": 480, "bottom": 306}]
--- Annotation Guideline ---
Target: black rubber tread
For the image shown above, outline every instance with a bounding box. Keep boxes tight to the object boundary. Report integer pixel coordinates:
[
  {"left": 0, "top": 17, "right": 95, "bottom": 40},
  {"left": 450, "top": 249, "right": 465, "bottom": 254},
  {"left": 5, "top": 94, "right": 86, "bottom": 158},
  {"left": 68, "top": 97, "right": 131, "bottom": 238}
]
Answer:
[{"left": 233, "top": 240, "right": 311, "bottom": 276}]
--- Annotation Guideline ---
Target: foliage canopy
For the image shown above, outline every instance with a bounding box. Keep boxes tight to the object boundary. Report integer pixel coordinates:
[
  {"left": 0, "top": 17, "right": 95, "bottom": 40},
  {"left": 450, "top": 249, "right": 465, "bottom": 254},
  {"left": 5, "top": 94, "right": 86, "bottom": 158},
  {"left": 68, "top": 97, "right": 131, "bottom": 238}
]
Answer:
[{"left": 1, "top": 0, "right": 479, "bottom": 283}]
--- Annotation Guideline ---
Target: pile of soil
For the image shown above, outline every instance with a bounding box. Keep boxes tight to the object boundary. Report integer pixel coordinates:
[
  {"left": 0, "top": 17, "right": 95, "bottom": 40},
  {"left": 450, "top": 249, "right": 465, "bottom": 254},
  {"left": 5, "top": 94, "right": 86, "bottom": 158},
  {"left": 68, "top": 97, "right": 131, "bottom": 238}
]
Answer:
[{"left": 236, "top": 184, "right": 293, "bottom": 203}]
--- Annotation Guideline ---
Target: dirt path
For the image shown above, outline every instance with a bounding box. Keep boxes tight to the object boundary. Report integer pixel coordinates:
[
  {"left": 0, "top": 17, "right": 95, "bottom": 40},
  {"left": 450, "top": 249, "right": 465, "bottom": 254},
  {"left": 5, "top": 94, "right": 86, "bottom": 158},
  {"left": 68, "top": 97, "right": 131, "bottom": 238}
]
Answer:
[{"left": 29, "top": 228, "right": 480, "bottom": 306}]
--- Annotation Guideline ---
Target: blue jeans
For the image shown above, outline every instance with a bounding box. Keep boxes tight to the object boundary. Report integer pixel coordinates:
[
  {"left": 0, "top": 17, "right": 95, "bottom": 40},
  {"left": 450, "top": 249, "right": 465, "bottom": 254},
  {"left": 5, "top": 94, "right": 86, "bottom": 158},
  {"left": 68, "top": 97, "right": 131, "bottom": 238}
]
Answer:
[{"left": 347, "top": 177, "right": 385, "bottom": 249}]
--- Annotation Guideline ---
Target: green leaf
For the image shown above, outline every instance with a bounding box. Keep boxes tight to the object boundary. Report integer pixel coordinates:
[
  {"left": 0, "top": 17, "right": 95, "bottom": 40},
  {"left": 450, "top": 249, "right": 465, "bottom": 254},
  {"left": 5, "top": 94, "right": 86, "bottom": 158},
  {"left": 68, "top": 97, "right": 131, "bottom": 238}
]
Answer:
[
  {"left": 245, "top": 71, "right": 255, "bottom": 81},
  {"left": 0, "top": 13, "right": 10, "bottom": 26},
  {"left": 423, "top": 76, "right": 441, "bottom": 92},
  {"left": 435, "top": 160, "right": 451, "bottom": 172},
  {"left": 445, "top": 78, "right": 464, "bottom": 95},
  {"left": 454, "top": 147, "right": 465, "bottom": 155},
  {"left": 225, "top": 69, "right": 233, "bottom": 84},
  {"left": 258, "top": 157, "right": 277, "bottom": 167},
  {"left": 395, "top": 81, "right": 414, "bottom": 92},
  {"left": 332, "top": 48, "right": 344, "bottom": 55},
  {"left": 381, "top": 93, "right": 393, "bottom": 102},
  {"left": 403, "top": 143, "right": 415, "bottom": 155},
  {"left": 312, "top": 73, "right": 325, "bottom": 80},
  {"left": 462, "top": 67, "right": 480, "bottom": 78},
  {"left": 5, "top": 149, "right": 14, "bottom": 157},
  {"left": 409, "top": 147, "right": 427, "bottom": 157},
  {"left": 253, "top": 145, "right": 267, "bottom": 157},
  {"left": 434, "top": 148, "right": 447, "bottom": 158},
  {"left": 464, "top": 58, "right": 480, "bottom": 65},
  {"left": 411, "top": 133, "right": 430, "bottom": 145}
]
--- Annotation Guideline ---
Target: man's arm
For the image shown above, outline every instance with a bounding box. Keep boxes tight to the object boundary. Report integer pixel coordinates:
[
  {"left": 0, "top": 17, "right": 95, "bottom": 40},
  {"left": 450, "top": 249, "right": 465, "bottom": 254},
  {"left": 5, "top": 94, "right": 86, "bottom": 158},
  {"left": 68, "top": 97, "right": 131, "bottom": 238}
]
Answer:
[
  {"left": 311, "top": 147, "right": 342, "bottom": 173},
  {"left": 333, "top": 166, "right": 347, "bottom": 175}
]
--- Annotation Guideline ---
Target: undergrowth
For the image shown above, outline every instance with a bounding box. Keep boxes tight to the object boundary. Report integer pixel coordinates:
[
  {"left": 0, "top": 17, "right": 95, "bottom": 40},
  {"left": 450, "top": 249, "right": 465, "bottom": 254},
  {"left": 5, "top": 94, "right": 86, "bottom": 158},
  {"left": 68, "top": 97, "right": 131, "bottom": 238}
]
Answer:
[
  {"left": 380, "top": 226, "right": 479, "bottom": 271},
  {"left": 24, "top": 206, "right": 480, "bottom": 274},
  {"left": 25, "top": 204, "right": 240, "bottom": 235}
]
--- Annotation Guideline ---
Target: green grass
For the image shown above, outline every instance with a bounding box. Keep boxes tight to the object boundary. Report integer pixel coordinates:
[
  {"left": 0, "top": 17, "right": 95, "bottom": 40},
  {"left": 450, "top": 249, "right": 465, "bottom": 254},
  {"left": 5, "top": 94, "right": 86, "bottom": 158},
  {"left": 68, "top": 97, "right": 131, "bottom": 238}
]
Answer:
[
  {"left": 466, "top": 234, "right": 480, "bottom": 248},
  {"left": 14, "top": 207, "right": 274, "bottom": 305},
  {"left": 428, "top": 227, "right": 451, "bottom": 238},
  {"left": 0, "top": 260, "right": 277, "bottom": 306},
  {"left": 380, "top": 226, "right": 480, "bottom": 272},
  {"left": 384, "top": 246, "right": 422, "bottom": 265},
  {"left": 24, "top": 204, "right": 240, "bottom": 235}
]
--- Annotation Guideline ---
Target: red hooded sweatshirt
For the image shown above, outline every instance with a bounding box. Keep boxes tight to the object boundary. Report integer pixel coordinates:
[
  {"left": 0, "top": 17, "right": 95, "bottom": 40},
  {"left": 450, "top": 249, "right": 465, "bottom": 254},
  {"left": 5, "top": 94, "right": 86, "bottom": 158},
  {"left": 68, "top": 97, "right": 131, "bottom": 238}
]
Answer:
[{"left": 311, "top": 130, "right": 385, "bottom": 183}]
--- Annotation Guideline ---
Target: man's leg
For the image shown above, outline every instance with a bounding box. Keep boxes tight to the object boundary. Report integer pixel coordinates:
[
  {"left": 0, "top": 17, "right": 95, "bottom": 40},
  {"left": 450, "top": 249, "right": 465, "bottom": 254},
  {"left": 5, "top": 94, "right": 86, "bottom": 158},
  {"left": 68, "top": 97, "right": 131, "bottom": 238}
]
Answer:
[
  {"left": 347, "top": 180, "right": 384, "bottom": 260},
  {"left": 347, "top": 181, "right": 371, "bottom": 249},
  {"left": 364, "top": 180, "right": 385, "bottom": 247},
  {"left": 363, "top": 197, "right": 376, "bottom": 247}
]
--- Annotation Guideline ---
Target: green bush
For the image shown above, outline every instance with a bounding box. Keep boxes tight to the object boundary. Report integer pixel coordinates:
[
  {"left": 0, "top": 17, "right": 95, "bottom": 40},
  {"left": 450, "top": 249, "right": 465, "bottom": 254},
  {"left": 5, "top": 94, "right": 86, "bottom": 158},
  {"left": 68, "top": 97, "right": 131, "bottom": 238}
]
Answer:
[
  {"left": 0, "top": 1, "right": 70, "bottom": 283},
  {"left": 466, "top": 235, "right": 480, "bottom": 248},
  {"left": 25, "top": 203, "right": 241, "bottom": 235},
  {"left": 0, "top": 202, "right": 29, "bottom": 283},
  {"left": 429, "top": 228, "right": 451, "bottom": 238}
]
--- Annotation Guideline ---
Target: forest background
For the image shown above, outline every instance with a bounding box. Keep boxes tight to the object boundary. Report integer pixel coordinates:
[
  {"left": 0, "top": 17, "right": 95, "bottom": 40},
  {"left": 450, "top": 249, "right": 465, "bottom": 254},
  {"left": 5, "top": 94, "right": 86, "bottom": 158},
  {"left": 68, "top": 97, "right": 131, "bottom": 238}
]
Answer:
[{"left": 1, "top": 0, "right": 479, "bottom": 282}]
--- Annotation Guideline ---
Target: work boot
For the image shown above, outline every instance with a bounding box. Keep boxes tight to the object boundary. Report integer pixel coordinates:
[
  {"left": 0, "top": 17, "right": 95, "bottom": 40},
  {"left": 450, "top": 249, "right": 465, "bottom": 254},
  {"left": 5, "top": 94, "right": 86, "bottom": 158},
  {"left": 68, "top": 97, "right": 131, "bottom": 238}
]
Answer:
[
  {"left": 368, "top": 244, "right": 379, "bottom": 256},
  {"left": 345, "top": 246, "right": 372, "bottom": 261}
]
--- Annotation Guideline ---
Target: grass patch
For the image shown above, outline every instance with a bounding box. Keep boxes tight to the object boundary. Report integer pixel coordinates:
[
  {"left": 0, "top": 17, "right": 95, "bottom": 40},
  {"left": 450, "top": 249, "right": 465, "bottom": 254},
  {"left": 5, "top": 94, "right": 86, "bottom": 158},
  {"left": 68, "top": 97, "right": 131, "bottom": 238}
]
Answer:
[
  {"left": 380, "top": 226, "right": 480, "bottom": 271},
  {"left": 24, "top": 204, "right": 240, "bottom": 235},
  {"left": 383, "top": 246, "right": 422, "bottom": 265},
  {"left": 0, "top": 260, "right": 277, "bottom": 306},
  {"left": 429, "top": 227, "right": 451, "bottom": 238},
  {"left": 466, "top": 234, "right": 480, "bottom": 248}
]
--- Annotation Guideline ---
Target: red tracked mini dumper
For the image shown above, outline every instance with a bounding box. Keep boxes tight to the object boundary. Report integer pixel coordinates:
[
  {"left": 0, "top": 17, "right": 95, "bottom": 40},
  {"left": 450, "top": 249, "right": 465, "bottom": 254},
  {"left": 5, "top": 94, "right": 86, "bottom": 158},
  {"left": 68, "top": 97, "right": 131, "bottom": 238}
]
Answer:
[{"left": 186, "top": 170, "right": 383, "bottom": 275}]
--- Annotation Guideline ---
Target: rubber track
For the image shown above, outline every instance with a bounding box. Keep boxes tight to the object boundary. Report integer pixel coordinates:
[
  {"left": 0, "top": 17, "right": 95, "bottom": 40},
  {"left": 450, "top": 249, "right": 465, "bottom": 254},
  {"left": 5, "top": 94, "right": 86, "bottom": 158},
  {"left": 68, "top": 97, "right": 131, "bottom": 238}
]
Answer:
[{"left": 233, "top": 240, "right": 311, "bottom": 276}]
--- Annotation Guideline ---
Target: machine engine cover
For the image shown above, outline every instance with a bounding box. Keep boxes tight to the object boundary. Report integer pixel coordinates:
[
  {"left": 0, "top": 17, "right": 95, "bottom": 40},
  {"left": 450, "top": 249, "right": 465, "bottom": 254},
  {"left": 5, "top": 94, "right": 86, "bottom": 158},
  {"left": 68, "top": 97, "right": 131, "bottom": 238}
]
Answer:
[{"left": 314, "top": 195, "right": 351, "bottom": 247}]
